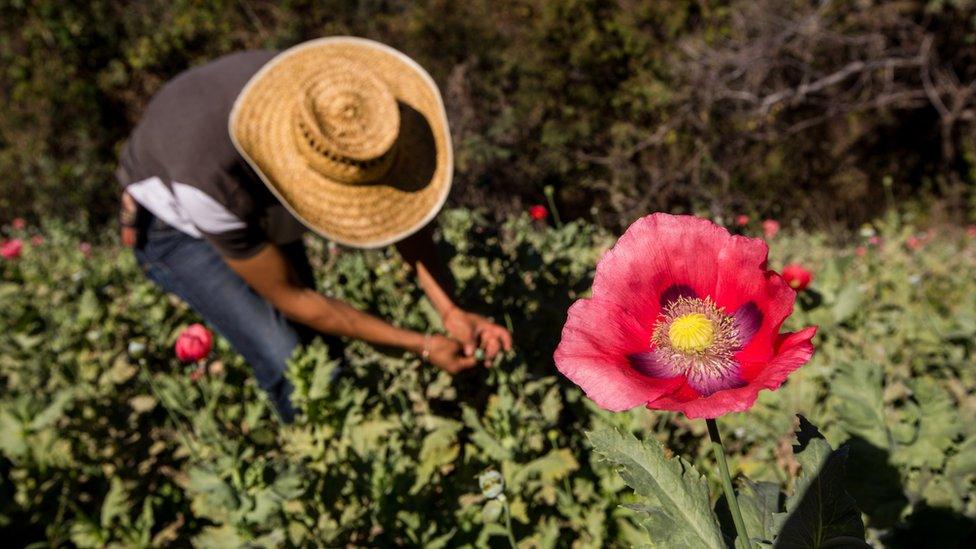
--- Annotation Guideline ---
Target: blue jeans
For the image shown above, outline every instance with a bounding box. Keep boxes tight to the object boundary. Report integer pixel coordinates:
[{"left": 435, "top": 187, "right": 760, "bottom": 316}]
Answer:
[{"left": 134, "top": 218, "right": 317, "bottom": 423}]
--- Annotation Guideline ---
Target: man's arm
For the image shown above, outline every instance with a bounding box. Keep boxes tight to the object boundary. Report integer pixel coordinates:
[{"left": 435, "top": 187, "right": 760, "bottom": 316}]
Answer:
[
  {"left": 224, "top": 243, "right": 477, "bottom": 373},
  {"left": 396, "top": 223, "right": 513, "bottom": 365}
]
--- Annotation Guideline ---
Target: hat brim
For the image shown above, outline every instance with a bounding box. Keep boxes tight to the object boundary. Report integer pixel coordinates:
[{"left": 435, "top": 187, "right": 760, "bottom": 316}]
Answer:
[{"left": 230, "top": 37, "right": 453, "bottom": 249}]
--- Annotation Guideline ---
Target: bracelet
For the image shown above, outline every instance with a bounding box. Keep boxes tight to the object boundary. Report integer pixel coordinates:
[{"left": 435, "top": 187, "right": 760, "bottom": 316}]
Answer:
[{"left": 421, "top": 333, "right": 432, "bottom": 363}]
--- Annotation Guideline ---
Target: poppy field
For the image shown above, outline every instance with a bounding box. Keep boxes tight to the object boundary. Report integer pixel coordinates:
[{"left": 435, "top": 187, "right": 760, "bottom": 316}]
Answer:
[{"left": 2, "top": 210, "right": 976, "bottom": 547}]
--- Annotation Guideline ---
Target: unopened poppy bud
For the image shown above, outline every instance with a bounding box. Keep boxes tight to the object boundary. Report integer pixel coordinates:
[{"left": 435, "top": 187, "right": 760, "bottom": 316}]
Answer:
[{"left": 175, "top": 323, "right": 213, "bottom": 362}]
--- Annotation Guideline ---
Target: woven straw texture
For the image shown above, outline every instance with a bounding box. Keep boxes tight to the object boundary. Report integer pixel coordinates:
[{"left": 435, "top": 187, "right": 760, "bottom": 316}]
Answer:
[{"left": 230, "top": 37, "right": 452, "bottom": 248}]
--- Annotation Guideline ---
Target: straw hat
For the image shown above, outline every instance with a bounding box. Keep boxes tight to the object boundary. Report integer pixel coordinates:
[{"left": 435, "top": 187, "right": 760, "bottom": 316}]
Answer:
[{"left": 230, "top": 37, "right": 452, "bottom": 248}]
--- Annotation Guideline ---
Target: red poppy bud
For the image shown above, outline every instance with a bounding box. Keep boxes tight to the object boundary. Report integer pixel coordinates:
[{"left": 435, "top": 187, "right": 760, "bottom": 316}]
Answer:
[
  {"left": 905, "top": 236, "right": 923, "bottom": 251},
  {"left": 529, "top": 205, "right": 548, "bottom": 221},
  {"left": 175, "top": 323, "right": 213, "bottom": 363},
  {"left": 734, "top": 214, "right": 750, "bottom": 227},
  {"left": 11, "top": 218, "right": 26, "bottom": 230},
  {"left": 1, "top": 239, "right": 23, "bottom": 260},
  {"left": 781, "top": 264, "right": 812, "bottom": 291},
  {"left": 855, "top": 246, "right": 867, "bottom": 257},
  {"left": 967, "top": 225, "right": 976, "bottom": 238},
  {"left": 762, "top": 219, "right": 780, "bottom": 238}
]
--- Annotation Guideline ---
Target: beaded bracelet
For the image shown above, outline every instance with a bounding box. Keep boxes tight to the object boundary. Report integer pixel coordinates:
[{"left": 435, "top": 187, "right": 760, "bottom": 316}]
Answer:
[{"left": 421, "top": 333, "right": 432, "bottom": 363}]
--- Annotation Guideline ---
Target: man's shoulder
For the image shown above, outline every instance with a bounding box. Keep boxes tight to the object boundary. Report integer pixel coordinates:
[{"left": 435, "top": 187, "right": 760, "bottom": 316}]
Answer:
[
  {"left": 148, "top": 49, "right": 277, "bottom": 111},
  {"left": 124, "top": 50, "right": 278, "bottom": 184}
]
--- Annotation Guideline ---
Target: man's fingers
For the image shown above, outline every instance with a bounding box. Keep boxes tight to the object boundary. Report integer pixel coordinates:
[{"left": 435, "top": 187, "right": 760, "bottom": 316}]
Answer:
[
  {"left": 496, "top": 326, "right": 514, "bottom": 351},
  {"left": 456, "top": 355, "right": 478, "bottom": 371},
  {"left": 483, "top": 338, "right": 501, "bottom": 365},
  {"left": 483, "top": 325, "right": 513, "bottom": 352},
  {"left": 481, "top": 324, "right": 512, "bottom": 351}
]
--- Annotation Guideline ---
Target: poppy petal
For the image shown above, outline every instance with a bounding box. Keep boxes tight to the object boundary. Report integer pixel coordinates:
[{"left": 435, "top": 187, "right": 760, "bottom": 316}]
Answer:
[
  {"left": 647, "top": 327, "right": 816, "bottom": 418},
  {"left": 591, "top": 214, "right": 729, "bottom": 331},
  {"left": 554, "top": 298, "right": 682, "bottom": 411}
]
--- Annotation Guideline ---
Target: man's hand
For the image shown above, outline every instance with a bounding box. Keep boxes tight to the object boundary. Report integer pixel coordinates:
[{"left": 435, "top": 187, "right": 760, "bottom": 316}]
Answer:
[
  {"left": 443, "top": 309, "right": 513, "bottom": 366},
  {"left": 427, "top": 334, "right": 479, "bottom": 374}
]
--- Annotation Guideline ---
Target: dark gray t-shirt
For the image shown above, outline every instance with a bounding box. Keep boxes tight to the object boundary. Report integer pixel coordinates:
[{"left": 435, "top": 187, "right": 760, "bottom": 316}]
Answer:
[{"left": 116, "top": 50, "right": 305, "bottom": 258}]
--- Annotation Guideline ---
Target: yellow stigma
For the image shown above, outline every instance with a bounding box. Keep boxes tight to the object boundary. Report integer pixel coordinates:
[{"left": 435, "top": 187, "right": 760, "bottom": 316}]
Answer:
[{"left": 668, "top": 313, "right": 714, "bottom": 353}]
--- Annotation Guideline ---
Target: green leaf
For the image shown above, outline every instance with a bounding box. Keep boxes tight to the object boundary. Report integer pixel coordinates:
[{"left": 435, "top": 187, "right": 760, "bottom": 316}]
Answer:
[
  {"left": 462, "top": 405, "right": 511, "bottom": 461},
  {"left": 100, "top": 477, "right": 128, "bottom": 528},
  {"left": 128, "top": 394, "right": 157, "bottom": 414},
  {"left": 737, "top": 480, "right": 782, "bottom": 545},
  {"left": 946, "top": 435, "right": 976, "bottom": 481},
  {"left": 893, "top": 379, "right": 961, "bottom": 469},
  {"left": 482, "top": 499, "right": 504, "bottom": 523},
  {"left": 194, "top": 524, "right": 245, "bottom": 548},
  {"left": 29, "top": 389, "right": 73, "bottom": 430},
  {"left": 831, "top": 282, "right": 862, "bottom": 324},
  {"left": 186, "top": 467, "right": 237, "bottom": 523},
  {"left": 587, "top": 426, "right": 724, "bottom": 549},
  {"left": 69, "top": 516, "right": 107, "bottom": 549},
  {"left": 774, "top": 416, "right": 865, "bottom": 548},
  {"left": 0, "top": 408, "right": 26, "bottom": 458},
  {"left": 514, "top": 448, "right": 579, "bottom": 487},
  {"left": 830, "top": 361, "right": 889, "bottom": 449},
  {"left": 307, "top": 357, "right": 339, "bottom": 400},
  {"left": 540, "top": 385, "right": 562, "bottom": 424},
  {"left": 411, "top": 421, "right": 461, "bottom": 494},
  {"left": 272, "top": 466, "right": 305, "bottom": 500}
]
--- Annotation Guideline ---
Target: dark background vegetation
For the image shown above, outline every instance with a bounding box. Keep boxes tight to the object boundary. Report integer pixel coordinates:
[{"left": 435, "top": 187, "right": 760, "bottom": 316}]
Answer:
[{"left": 1, "top": 0, "right": 975, "bottom": 230}]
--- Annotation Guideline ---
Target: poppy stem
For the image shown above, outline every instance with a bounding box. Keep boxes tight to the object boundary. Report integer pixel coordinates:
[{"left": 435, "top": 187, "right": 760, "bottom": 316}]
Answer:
[
  {"left": 502, "top": 497, "right": 518, "bottom": 549},
  {"left": 706, "top": 418, "right": 751, "bottom": 549},
  {"left": 543, "top": 185, "right": 563, "bottom": 229}
]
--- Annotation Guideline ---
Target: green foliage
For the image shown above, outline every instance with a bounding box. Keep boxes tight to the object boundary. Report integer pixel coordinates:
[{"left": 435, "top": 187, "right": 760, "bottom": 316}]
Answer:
[
  {"left": 591, "top": 416, "right": 866, "bottom": 549},
  {"left": 587, "top": 426, "right": 725, "bottom": 549},
  {"left": 3, "top": 1, "right": 975, "bottom": 228},
  {"left": 2, "top": 211, "right": 976, "bottom": 546},
  {"left": 773, "top": 418, "right": 865, "bottom": 548}
]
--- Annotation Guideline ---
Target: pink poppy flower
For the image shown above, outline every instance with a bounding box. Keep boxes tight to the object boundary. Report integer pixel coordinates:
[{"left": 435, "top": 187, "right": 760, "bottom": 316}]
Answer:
[
  {"left": 781, "top": 264, "right": 812, "bottom": 291},
  {"left": 175, "top": 323, "right": 213, "bottom": 362},
  {"left": 762, "top": 219, "right": 780, "bottom": 238},
  {"left": 11, "top": 218, "right": 26, "bottom": 230},
  {"left": 905, "top": 236, "right": 923, "bottom": 251},
  {"left": 79, "top": 242, "right": 92, "bottom": 257},
  {"left": 553, "top": 214, "right": 816, "bottom": 418},
  {"left": 30, "top": 235, "right": 44, "bottom": 246},
  {"left": 1, "top": 239, "right": 23, "bottom": 260},
  {"left": 855, "top": 246, "right": 867, "bottom": 257},
  {"left": 734, "top": 214, "right": 750, "bottom": 227},
  {"left": 529, "top": 205, "right": 548, "bottom": 221},
  {"left": 967, "top": 225, "right": 976, "bottom": 238},
  {"left": 868, "top": 235, "right": 882, "bottom": 246}
]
